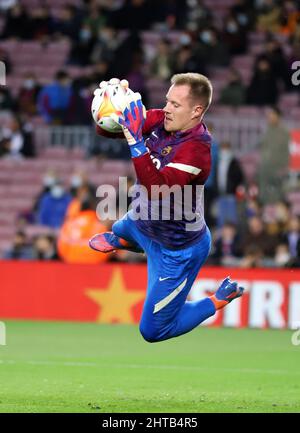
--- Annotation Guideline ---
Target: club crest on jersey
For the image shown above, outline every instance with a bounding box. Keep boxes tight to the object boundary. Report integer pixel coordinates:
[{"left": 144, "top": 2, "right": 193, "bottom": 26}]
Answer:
[{"left": 161, "top": 146, "right": 172, "bottom": 156}]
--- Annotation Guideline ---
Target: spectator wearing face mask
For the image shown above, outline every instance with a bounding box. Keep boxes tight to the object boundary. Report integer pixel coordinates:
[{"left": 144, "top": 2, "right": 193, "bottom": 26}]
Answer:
[
  {"left": 222, "top": 12, "right": 248, "bottom": 55},
  {"left": 37, "top": 181, "right": 72, "bottom": 229},
  {"left": 31, "top": 171, "right": 59, "bottom": 219},
  {"left": 17, "top": 73, "right": 41, "bottom": 116},
  {"left": 68, "top": 23, "right": 95, "bottom": 66},
  {"left": 69, "top": 171, "right": 96, "bottom": 198},
  {"left": 195, "top": 28, "right": 230, "bottom": 67}
]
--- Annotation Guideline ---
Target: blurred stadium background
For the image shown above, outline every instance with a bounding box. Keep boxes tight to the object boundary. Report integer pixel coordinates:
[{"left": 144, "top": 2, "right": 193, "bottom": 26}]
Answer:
[{"left": 0, "top": 0, "right": 300, "bottom": 413}]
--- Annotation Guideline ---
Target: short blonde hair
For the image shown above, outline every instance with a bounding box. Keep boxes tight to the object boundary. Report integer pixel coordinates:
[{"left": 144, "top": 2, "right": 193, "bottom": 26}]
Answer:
[{"left": 171, "top": 72, "right": 213, "bottom": 114}]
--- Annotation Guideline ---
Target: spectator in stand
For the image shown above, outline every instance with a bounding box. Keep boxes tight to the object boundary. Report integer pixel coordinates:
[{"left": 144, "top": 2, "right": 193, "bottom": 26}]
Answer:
[
  {"left": 69, "top": 170, "right": 96, "bottom": 200},
  {"left": 90, "top": 26, "right": 121, "bottom": 65},
  {"left": 33, "top": 234, "right": 59, "bottom": 261},
  {"left": 262, "top": 38, "right": 291, "bottom": 91},
  {"left": 280, "top": 215, "right": 300, "bottom": 266},
  {"left": 213, "top": 141, "right": 245, "bottom": 228},
  {"left": 68, "top": 23, "right": 95, "bottom": 66},
  {"left": 151, "top": 0, "right": 187, "bottom": 30},
  {"left": 17, "top": 73, "right": 41, "bottom": 116},
  {"left": 57, "top": 193, "right": 110, "bottom": 264},
  {"left": 108, "top": 31, "right": 142, "bottom": 78},
  {"left": 274, "top": 243, "right": 292, "bottom": 268},
  {"left": 222, "top": 12, "right": 248, "bottom": 55},
  {"left": 255, "top": 0, "right": 282, "bottom": 33},
  {"left": 3, "top": 231, "right": 34, "bottom": 260},
  {"left": 173, "top": 44, "right": 202, "bottom": 76},
  {"left": 38, "top": 181, "right": 72, "bottom": 229},
  {"left": 149, "top": 38, "right": 175, "bottom": 81},
  {"left": 37, "top": 70, "right": 73, "bottom": 124},
  {"left": 1, "top": 3, "right": 30, "bottom": 39},
  {"left": 230, "top": 0, "right": 255, "bottom": 31},
  {"left": 52, "top": 5, "right": 81, "bottom": 41},
  {"left": 257, "top": 107, "right": 290, "bottom": 205},
  {"left": 0, "top": 115, "right": 35, "bottom": 158},
  {"left": 239, "top": 244, "right": 264, "bottom": 268},
  {"left": 219, "top": 68, "right": 246, "bottom": 106},
  {"left": 68, "top": 79, "right": 94, "bottom": 125},
  {"left": 273, "top": 200, "right": 291, "bottom": 230},
  {"left": 0, "top": 87, "right": 15, "bottom": 111},
  {"left": 240, "top": 215, "right": 279, "bottom": 261},
  {"left": 84, "top": 2, "right": 107, "bottom": 37},
  {"left": 210, "top": 222, "right": 242, "bottom": 267},
  {"left": 279, "top": 0, "right": 300, "bottom": 37},
  {"left": 185, "top": 0, "right": 214, "bottom": 31},
  {"left": 32, "top": 170, "right": 59, "bottom": 219},
  {"left": 195, "top": 28, "right": 230, "bottom": 67},
  {"left": 66, "top": 183, "right": 93, "bottom": 220},
  {"left": 29, "top": 5, "right": 54, "bottom": 41},
  {"left": 247, "top": 56, "right": 279, "bottom": 105},
  {"left": 244, "top": 196, "right": 262, "bottom": 219}
]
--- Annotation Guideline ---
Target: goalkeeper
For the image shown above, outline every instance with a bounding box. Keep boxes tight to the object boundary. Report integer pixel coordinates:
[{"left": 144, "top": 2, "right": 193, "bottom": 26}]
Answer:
[{"left": 90, "top": 74, "right": 244, "bottom": 343}]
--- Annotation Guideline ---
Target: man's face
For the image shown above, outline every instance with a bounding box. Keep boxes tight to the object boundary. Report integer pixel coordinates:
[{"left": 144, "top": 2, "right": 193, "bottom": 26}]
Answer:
[
  {"left": 163, "top": 84, "right": 203, "bottom": 132},
  {"left": 266, "top": 109, "right": 279, "bottom": 126}
]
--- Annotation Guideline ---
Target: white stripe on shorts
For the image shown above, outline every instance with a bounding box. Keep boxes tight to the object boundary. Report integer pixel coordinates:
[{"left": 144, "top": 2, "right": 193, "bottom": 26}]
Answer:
[{"left": 153, "top": 278, "right": 188, "bottom": 314}]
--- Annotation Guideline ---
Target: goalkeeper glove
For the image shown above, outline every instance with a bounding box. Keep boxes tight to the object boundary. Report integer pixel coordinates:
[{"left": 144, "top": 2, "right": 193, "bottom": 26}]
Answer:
[{"left": 111, "top": 91, "right": 147, "bottom": 158}]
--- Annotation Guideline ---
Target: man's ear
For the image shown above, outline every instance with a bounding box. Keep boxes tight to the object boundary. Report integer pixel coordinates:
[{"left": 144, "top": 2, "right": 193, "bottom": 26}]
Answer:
[{"left": 192, "top": 104, "right": 204, "bottom": 119}]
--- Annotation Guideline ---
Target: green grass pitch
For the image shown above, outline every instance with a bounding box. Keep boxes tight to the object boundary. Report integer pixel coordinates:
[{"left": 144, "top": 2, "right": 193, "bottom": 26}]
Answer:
[{"left": 0, "top": 320, "right": 300, "bottom": 413}]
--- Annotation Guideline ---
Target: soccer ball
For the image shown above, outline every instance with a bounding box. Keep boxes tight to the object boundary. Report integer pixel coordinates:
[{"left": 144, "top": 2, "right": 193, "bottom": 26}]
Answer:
[{"left": 91, "top": 78, "right": 129, "bottom": 133}]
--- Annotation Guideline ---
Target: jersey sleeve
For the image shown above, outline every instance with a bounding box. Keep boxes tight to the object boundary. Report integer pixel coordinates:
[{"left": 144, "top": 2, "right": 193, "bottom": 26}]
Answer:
[
  {"left": 132, "top": 140, "right": 211, "bottom": 196},
  {"left": 142, "top": 109, "right": 165, "bottom": 135}
]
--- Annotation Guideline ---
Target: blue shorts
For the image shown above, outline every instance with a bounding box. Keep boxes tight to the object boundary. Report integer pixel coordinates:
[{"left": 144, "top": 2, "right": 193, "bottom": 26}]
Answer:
[{"left": 112, "top": 213, "right": 212, "bottom": 341}]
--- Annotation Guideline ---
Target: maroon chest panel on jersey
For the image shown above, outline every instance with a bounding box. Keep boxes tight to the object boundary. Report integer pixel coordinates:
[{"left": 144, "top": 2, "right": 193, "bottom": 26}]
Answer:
[{"left": 145, "top": 129, "right": 180, "bottom": 170}]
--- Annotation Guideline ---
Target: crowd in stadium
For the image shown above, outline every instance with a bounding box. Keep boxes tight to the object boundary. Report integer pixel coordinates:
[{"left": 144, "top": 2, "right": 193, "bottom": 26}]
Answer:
[{"left": 0, "top": 0, "right": 300, "bottom": 267}]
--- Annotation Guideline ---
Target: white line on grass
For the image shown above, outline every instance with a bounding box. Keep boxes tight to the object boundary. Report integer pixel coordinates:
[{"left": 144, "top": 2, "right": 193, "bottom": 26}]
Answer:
[{"left": 0, "top": 359, "right": 299, "bottom": 376}]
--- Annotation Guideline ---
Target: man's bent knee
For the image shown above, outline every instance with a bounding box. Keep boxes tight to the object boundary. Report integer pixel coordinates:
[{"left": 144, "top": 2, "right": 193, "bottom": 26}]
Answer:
[
  {"left": 139, "top": 322, "right": 162, "bottom": 343},
  {"left": 112, "top": 220, "right": 122, "bottom": 237}
]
